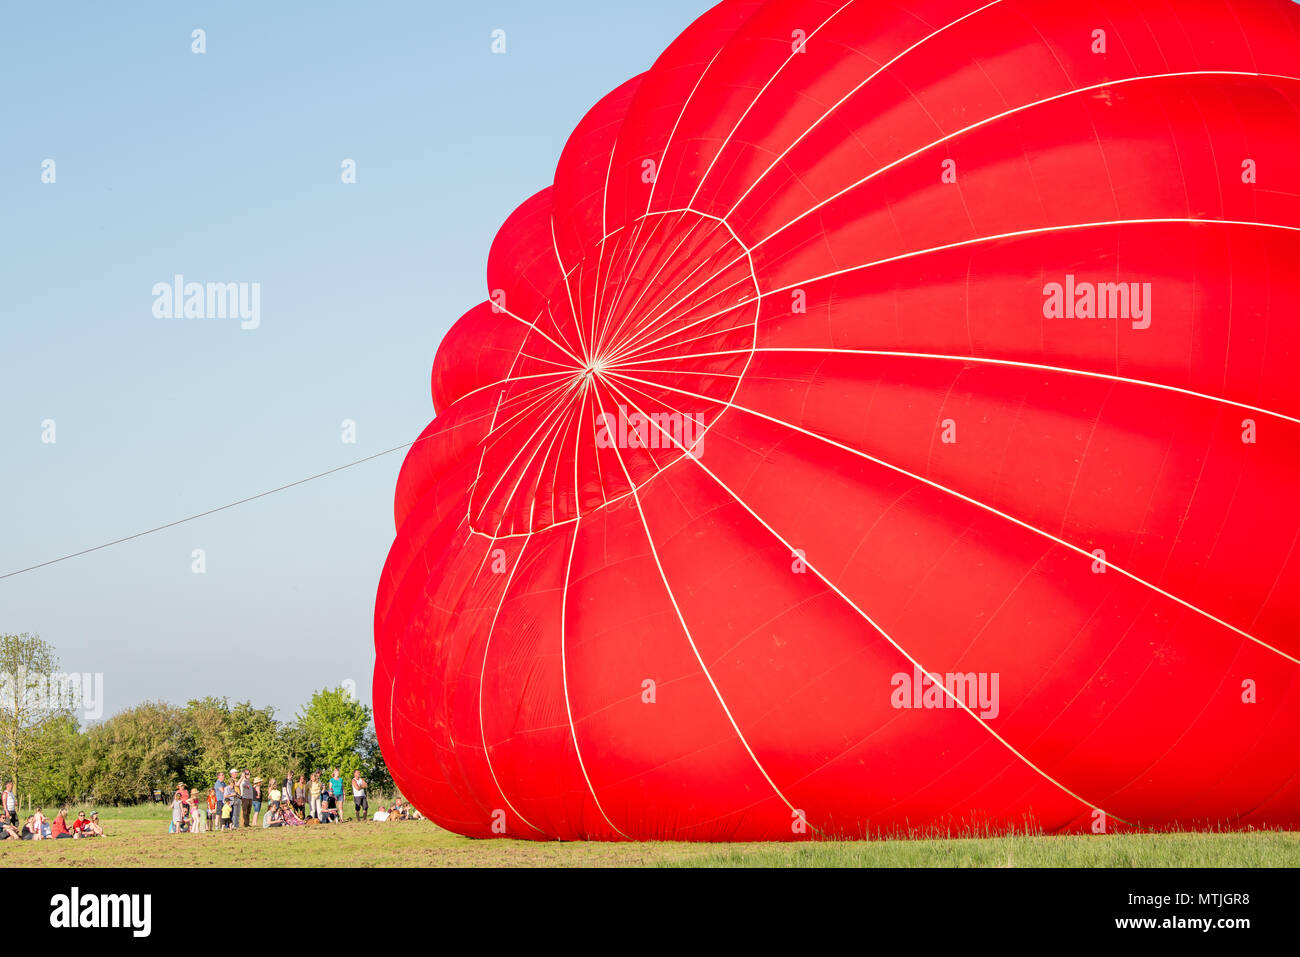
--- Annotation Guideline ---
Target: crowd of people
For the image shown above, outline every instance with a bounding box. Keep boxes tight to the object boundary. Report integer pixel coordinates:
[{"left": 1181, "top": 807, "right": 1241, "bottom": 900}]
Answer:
[
  {"left": 0, "top": 772, "right": 422, "bottom": 844},
  {"left": 0, "top": 781, "right": 105, "bottom": 841},
  {"left": 168, "top": 767, "right": 421, "bottom": 833}
]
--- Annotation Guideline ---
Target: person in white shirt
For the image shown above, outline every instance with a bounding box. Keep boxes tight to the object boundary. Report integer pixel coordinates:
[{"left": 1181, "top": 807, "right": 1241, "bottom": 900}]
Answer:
[{"left": 351, "top": 770, "right": 369, "bottom": 822}]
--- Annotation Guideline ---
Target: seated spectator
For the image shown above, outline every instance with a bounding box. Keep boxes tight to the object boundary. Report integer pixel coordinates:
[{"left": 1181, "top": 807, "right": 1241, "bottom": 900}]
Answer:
[
  {"left": 0, "top": 820, "right": 20, "bottom": 840},
  {"left": 84, "top": 812, "right": 104, "bottom": 836},
  {"left": 72, "top": 811, "right": 90, "bottom": 837},
  {"left": 50, "top": 809, "right": 72, "bottom": 839},
  {"left": 372, "top": 808, "right": 389, "bottom": 822}
]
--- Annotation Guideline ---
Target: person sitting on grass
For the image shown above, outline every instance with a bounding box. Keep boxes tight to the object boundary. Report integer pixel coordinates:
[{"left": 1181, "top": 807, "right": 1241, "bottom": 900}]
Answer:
[
  {"left": 318, "top": 793, "right": 337, "bottom": 824},
  {"left": 84, "top": 812, "right": 104, "bottom": 836},
  {"left": 262, "top": 801, "right": 283, "bottom": 828},
  {"left": 50, "top": 809, "right": 73, "bottom": 839},
  {"left": 72, "top": 811, "right": 89, "bottom": 837},
  {"left": 0, "top": 819, "right": 21, "bottom": 840}
]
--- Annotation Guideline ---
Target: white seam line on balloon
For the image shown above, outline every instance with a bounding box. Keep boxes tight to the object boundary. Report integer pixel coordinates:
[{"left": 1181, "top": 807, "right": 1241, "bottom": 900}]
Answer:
[
  {"left": 465, "top": 379, "right": 576, "bottom": 534},
  {"left": 551, "top": 214, "right": 590, "bottom": 361},
  {"left": 559, "top": 516, "right": 631, "bottom": 839},
  {"left": 466, "top": 317, "right": 546, "bottom": 534},
  {"left": 597, "top": 212, "right": 706, "bottom": 360},
  {"left": 572, "top": 378, "right": 588, "bottom": 520},
  {"left": 604, "top": 0, "right": 852, "bottom": 340},
  {"left": 602, "top": 204, "right": 763, "bottom": 364},
  {"left": 607, "top": 313, "right": 761, "bottom": 364},
  {"left": 599, "top": 212, "right": 727, "bottom": 362},
  {"left": 586, "top": 374, "right": 815, "bottom": 832},
  {"left": 470, "top": 379, "right": 583, "bottom": 536},
  {"left": 685, "top": 0, "right": 857, "bottom": 212},
  {"left": 492, "top": 377, "right": 586, "bottom": 536},
  {"left": 471, "top": 532, "right": 546, "bottom": 835},
  {"left": 608, "top": 347, "right": 1300, "bottom": 425},
  {"left": 605, "top": 366, "right": 1300, "bottom": 667},
  {"left": 595, "top": 49, "right": 728, "bottom": 354},
  {"left": 745, "top": 70, "right": 1300, "bottom": 253},
  {"left": 609, "top": 217, "right": 1300, "bottom": 367},
  {"left": 600, "top": 372, "right": 1132, "bottom": 826},
  {"left": 608, "top": 244, "right": 751, "bottom": 364},
  {"left": 606, "top": 270, "right": 756, "bottom": 366},
  {"left": 724, "top": 0, "right": 1007, "bottom": 218},
  {"left": 611, "top": 64, "right": 1300, "bottom": 363},
  {"left": 446, "top": 369, "right": 576, "bottom": 410},
  {"left": 602, "top": 0, "right": 1011, "bottom": 349},
  {"left": 589, "top": 150, "right": 620, "bottom": 358},
  {"left": 494, "top": 302, "right": 586, "bottom": 367},
  {"left": 536, "top": 386, "right": 587, "bottom": 533},
  {"left": 600, "top": 211, "right": 752, "bottom": 365}
]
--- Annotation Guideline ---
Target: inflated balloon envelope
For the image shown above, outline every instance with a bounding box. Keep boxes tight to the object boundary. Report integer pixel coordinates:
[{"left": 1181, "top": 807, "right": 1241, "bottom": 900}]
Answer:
[{"left": 374, "top": 0, "right": 1300, "bottom": 841}]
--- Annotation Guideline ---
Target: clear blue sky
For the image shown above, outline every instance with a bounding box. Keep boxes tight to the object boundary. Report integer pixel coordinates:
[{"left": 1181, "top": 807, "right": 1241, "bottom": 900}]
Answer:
[{"left": 0, "top": 0, "right": 709, "bottom": 722}]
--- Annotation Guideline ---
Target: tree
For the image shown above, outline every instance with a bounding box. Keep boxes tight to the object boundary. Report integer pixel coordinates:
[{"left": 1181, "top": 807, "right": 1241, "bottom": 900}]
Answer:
[
  {"left": 80, "top": 701, "right": 188, "bottom": 804},
  {"left": 295, "top": 687, "right": 389, "bottom": 788},
  {"left": 0, "top": 632, "right": 77, "bottom": 796},
  {"left": 18, "top": 713, "right": 85, "bottom": 806}
]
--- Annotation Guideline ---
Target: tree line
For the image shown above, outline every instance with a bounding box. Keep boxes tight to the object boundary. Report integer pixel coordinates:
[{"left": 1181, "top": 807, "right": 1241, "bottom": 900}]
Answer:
[{"left": 2, "top": 632, "right": 389, "bottom": 806}]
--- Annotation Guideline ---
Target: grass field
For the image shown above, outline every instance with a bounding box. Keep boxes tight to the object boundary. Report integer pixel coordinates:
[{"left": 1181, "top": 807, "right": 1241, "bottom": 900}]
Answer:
[{"left": 1, "top": 805, "right": 1297, "bottom": 867}]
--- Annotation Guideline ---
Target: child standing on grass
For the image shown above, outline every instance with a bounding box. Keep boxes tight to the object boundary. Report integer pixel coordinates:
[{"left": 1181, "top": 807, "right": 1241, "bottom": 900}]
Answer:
[
  {"left": 221, "top": 794, "right": 234, "bottom": 829},
  {"left": 170, "top": 793, "right": 184, "bottom": 834},
  {"left": 309, "top": 772, "right": 322, "bottom": 819},
  {"left": 207, "top": 788, "right": 218, "bottom": 831},
  {"left": 190, "top": 790, "right": 205, "bottom": 833}
]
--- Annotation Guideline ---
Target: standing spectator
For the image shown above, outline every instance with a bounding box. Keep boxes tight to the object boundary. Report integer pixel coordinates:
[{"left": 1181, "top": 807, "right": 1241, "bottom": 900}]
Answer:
[
  {"left": 220, "top": 794, "right": 234, "bottom": 829},
  {"left": 351, "top": 770, "right": 368, "bottom": 822},
  {"left": 170, "top": 791, "right": 185, "bottom": 834},
  {"left": 190, "top": 790, "right": 206, "bottom": 833},
  {"left": 206, "top": 788, "right": 218, "bottom": 831},
  {"left": 329, "top": 768, "right": 344, "bottom": 819},
  {"left": 213, "top": 771, "right": 227, "bottom": 809},
  {"left": 2, "top": 781, "right": 16, "bottom": 827},
  {"left": 293, "top": 775, "right": 307, "bottom": 819},
  {"left": 239, "top": 769, "right": 254, "bottom": 828},
  {"left": 309, "top": 772, "right": 322, "bottom": 820},
  {"left": 229, "top": 767, "right": 241, "bottom": 827},
  {"left": 251, "top": 777, "right": 263, "bottom": 828}
]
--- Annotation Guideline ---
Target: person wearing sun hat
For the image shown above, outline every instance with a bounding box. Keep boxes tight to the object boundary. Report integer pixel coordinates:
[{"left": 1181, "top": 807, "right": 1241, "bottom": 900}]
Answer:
[
  {"left": 250, "top": 776, "right": 264, "bottom": 827},
  {"left": 229, "top": 769, "right": 242, "bottom": 828}
]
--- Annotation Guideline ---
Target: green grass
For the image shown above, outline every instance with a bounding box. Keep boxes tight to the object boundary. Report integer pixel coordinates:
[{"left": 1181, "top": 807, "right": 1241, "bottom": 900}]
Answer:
[{"left": 1, "top": 805, "right": 1296, "bottom": 867}]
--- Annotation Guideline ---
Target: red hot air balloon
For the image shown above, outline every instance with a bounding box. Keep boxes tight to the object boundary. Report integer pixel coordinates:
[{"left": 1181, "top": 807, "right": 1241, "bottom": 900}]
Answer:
[{"left": 374, "top": 0, "right": 1300, "bottom": 840}]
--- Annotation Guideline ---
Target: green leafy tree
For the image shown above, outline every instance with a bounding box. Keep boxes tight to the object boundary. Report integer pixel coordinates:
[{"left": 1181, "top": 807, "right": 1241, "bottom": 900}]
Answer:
[
  {"left": 17, "top": 713, "right": 85, "bottom": 806},
  {"left": 80, "top": 701, "right": 188, "bottom": 803},
  {"left": 296, "top": 687, "right": 389, "bottom": 789},
  {"left": 0, "top": 632, "right": 77, "bottom": 796}
]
